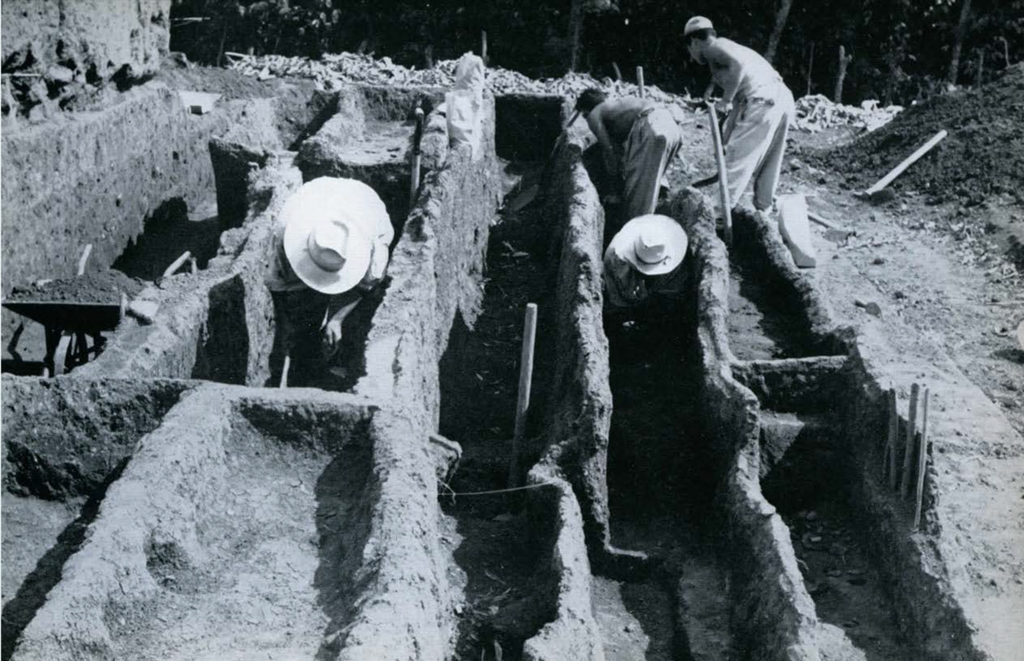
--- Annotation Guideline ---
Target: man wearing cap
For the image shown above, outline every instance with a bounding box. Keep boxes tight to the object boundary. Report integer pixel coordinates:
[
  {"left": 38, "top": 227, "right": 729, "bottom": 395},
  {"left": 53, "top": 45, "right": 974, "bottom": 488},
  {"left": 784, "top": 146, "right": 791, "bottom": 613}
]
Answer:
[
  {"left": 684, "top": 16, "right": 795, "bottom": 218},
  {"left": 576, "top": 88, "right": 683, "bottom": 223},
  {"left": 267, "top": 176, "right": 394, "bottom": 385},
  {"left": 603, "top": 214, "right": 688, "bottom": 309}
]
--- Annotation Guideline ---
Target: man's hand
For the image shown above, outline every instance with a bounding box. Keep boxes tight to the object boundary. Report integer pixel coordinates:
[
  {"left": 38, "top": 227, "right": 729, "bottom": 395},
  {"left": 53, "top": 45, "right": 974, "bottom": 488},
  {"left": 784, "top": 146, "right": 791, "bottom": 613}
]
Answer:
[
  {"left": 715, "top": 99, "right": 733, "bottom": 116},
  {"left": 322, "top": 318, "right": 343, "bottom": 357}
]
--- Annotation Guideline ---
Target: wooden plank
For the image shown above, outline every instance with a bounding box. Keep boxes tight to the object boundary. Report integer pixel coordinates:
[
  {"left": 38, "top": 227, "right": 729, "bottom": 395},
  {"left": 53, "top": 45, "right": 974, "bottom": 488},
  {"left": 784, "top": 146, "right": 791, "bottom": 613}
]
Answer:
[{"left": 865, "top": 130, "right": 947, "bottom": 195}]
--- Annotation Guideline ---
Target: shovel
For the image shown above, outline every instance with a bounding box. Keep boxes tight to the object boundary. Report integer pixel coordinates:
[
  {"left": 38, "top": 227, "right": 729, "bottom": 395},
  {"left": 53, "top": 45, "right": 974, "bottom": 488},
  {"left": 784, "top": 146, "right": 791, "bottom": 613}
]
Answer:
[{"left": 505, "top": 110, "right": 581, "bottom": 213}]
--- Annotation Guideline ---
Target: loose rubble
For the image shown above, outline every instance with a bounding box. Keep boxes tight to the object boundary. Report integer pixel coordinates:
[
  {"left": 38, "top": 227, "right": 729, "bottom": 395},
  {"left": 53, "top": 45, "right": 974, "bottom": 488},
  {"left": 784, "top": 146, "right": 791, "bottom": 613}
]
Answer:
[
  {"left": 227, "top": 51, "right": 699, "bottom": 111},
  {"left": 794, "top": 94, "right": 903, "bottom": 133}
]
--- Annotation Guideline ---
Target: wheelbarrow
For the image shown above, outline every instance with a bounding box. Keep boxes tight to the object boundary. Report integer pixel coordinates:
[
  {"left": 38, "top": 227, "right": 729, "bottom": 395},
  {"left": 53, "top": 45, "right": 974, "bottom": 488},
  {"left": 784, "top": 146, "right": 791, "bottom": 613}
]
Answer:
[{"left": 2, "top": 296, "right": 127, "bottom": 376}]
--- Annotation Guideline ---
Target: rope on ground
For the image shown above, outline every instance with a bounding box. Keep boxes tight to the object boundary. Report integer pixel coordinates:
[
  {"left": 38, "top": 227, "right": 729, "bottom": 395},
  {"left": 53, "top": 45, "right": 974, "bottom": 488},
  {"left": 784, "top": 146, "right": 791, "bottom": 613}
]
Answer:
[{"left": 437, "top": 478, "right": 561, "bottom": 503}]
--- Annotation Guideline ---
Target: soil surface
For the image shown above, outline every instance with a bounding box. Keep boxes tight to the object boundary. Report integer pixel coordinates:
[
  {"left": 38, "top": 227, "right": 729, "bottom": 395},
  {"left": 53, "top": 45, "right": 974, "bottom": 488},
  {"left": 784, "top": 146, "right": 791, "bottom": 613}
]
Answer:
[
  {"left": 7, "top": 270, "right": 147, "bottom": 305},
  {"left": 102, "top": 424, "right": 357, "bottom": 660},
  {"left": 785, "top": 502, "right": 913, "bottom": 661},
  {"left": 809, "top": 64, "right": 1024, "bottom": 207},
  {"left": 438, "top": 170, "right": 557, "bottom": 661}
]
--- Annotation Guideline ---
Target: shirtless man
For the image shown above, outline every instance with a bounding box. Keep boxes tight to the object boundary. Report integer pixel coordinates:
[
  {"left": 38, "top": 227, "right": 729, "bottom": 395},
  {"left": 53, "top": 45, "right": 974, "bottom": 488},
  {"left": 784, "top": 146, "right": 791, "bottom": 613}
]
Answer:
[
  {"left": 684, "top": 16, "right": 794, "bottom": 217},
  {"left": 575, "top": 88, "right": 683, "bottom": 222}
]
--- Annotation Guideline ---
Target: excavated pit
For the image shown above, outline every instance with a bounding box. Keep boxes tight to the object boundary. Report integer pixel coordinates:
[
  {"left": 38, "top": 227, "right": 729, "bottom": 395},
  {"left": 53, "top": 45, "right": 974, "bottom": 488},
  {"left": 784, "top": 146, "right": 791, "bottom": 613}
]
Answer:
[
  {"left": 7, "top": 387, "right": 376, "bottom": 661},
  {"left": 0, "top": 377, "right": 190, "bottom": 661}
]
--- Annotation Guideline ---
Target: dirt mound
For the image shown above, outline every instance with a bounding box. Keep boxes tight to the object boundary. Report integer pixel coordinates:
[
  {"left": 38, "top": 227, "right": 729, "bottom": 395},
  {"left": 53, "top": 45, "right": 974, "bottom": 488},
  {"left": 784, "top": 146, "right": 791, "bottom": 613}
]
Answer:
[
  {"left": 810, "top": 64, "right": 1024, "bottom": 204},
  {"left": 7, "top": 271, "right": 147, "bottom": 304}
]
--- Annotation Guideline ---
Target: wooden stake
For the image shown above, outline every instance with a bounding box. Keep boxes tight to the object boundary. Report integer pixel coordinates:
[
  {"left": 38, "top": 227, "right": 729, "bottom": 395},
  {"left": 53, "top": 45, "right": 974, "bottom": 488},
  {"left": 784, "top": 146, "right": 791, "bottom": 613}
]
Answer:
[
  {"left": 865, "top": 131, "right": 947, "bottom": 195},
  {"left": 162, "top": 251, "right": 192, "bottom": 277},
  {"left": 508, "top": 303, "right": 538, "bottom": 488},
  {"left": 410, "top": 106, "right": 424, "bottom": 207},
  {"left": 612, "top": 61, "right": 623, "bottom": 81},
  {"left": 886, "top": 387, "right": 898, "bottom": 489},
  {"left": 706, "top": 101, "right": 733, "bottom": 245},
  {"left": 913, "top": 388, "right": 931, "bottom": 529},
  {"left": 900, "top": 383, "right": 920, "bottom": 498},
  {"left": 77, "top": 244, "right": 93, "bottom": 276},
  {"left": 189, "top": 256, "right": 198, "bottom": 275},
  {"left": 481, "top": 30, "right": 488, "bottom": 65},
  {"left": 636, "top": 66, "right": 645, "bottom": 98},
  {"left": 280, "top": 354, "right": 291, "bottom": 388}
]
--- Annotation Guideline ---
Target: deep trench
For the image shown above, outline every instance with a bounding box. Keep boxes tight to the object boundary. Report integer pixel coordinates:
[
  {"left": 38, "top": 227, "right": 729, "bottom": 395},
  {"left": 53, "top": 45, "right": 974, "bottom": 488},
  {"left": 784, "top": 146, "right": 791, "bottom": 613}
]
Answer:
[
  {"left": 598, "top": 263, "right": 734, "bottom": 660},
  {"left": 725, "top": 220, "right": 915, "bottom": 659},
  {"left": 437, "top": 168, "right": 558, "bottom": 661},
  {"left": 761, "top": 421, "right": 915, "bottom": 661}
]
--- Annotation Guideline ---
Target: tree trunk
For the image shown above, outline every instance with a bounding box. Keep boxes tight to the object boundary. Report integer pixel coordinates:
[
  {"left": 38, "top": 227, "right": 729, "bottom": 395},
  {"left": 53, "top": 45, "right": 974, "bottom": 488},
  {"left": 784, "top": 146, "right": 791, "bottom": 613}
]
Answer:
[
  {"left": 806, "top": 42, "right": 814, "bottom": 96},
  {"left": 569, "top": 0, "right": 584, "bottom": 72},
  {"left": 834, "top": 45, "right": 852, "bottom": 103},
  {"left": 946, "top": 0, "right": 973, "bottom": 85},
  {"left": 765, "top": 0, "right": 794, "bottom": 64}
]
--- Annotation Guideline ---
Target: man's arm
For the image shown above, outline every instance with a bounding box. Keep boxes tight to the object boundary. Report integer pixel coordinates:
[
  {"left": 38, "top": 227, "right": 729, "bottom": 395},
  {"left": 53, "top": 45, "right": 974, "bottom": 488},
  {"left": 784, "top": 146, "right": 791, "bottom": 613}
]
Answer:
[
  {"left": 322, "top": 288, "right": 364, "bottom": 352},
  {"left": 707, "top": 43, "right": 744, "bottom": 106}
]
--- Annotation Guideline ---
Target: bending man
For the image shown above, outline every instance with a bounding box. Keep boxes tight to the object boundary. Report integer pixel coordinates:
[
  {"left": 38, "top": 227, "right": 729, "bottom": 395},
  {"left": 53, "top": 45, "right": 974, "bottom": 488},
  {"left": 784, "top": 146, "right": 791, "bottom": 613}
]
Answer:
[
  {"left": 685, "top": 16, "right": 795, "bottom": 217},
  {"left": 576, "top": 88, "right": 683, "bottom": 222},
  {"left": 603, "top": 214, "right": 688, "bottom": 310},
  {"left": 267, "top": 176, "right": 394, "bottom": 386}
]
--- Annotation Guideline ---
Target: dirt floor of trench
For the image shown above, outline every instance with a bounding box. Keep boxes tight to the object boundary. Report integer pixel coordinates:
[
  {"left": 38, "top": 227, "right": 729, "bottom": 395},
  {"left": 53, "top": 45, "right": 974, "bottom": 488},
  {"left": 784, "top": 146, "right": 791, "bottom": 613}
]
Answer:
[
  {"left": 437, "top": 167, "right": 559, "bottom": 661},
  {"left": 598, "top": 298, "right": 735, "bottom": 661}
]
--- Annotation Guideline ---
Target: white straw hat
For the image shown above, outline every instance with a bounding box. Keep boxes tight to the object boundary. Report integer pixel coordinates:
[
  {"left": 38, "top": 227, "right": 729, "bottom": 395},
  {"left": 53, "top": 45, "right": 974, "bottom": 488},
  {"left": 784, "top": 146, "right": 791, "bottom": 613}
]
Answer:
[
  {"left": 280, "top": 177, "right": 388, "bottom": 295},
  {"left": 684, "top": 16, "right": 714, "bottom": 37},
  {"left": 608, "top": 214, "right": 688, "bottom": 276}
]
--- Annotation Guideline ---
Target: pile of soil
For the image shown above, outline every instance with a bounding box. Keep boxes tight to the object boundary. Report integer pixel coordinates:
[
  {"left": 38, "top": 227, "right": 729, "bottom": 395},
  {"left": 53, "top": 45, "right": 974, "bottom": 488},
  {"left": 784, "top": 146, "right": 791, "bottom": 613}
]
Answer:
[
  {"left": 808, "top": 64, "right": 1024, "bottom": 204},
  {"left": 7, "top": 271, "right": 147, "bottom": 305}
]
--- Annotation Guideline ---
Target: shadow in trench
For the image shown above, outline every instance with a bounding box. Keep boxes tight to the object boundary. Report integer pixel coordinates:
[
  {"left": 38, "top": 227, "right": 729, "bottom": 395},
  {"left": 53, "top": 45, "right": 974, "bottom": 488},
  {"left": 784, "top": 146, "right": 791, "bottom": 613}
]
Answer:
[
  {"left": 313, "top": 444, "right": 374, "bottom": 661},
  {"left": 603, "top": 297, "right": 717, "bottom": 661},
  {"left": 113, "top": 198, "right": 223, "bottom": 280}
]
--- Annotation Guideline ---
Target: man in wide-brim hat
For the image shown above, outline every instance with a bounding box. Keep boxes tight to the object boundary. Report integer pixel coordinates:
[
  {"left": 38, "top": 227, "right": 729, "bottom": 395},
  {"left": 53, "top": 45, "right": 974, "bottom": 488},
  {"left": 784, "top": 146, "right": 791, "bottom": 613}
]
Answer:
[
  {"left": 603, "top": 214, "right": 688, "bottom": 309},
  {"left": 267, "top": 176, "right": 394, "bottom": 384}
]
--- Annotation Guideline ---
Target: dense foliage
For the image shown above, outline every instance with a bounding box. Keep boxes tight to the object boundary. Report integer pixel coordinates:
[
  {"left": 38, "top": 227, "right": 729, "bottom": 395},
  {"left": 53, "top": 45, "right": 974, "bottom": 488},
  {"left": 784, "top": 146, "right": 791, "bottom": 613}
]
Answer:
[{"left": 169, "top": 0, "right": 1024, "bottom": 105}]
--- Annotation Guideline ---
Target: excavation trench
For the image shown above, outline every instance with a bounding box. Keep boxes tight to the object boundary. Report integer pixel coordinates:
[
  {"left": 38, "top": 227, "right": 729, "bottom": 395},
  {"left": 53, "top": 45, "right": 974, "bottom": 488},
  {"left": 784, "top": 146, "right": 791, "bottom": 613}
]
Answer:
[
  {"left": 436, "top": 94, "right": 571, "bottom": 660},
  {"left": 0, "top": 378, "right": 190, "bottom": 661},
  {"left": 7, "top": 387, "right": 377, "bottom": 661}
]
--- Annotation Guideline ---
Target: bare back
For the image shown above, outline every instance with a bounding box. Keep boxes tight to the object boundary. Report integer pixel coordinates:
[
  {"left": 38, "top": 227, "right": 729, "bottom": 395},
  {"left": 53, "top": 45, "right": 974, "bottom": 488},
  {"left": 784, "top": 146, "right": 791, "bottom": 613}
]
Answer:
[
  {"left": 588, "top": 97, "right": 653, "bottom": 143},
  {"left": 707, "top": 37, "right": 781, "bottom": 101}
]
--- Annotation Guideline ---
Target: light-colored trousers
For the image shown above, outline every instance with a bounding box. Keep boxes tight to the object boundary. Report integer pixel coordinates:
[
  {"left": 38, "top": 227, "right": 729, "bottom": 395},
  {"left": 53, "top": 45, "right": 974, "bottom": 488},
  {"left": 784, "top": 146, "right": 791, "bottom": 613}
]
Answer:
[
  {"left": 622, "top": 107, "right": 683, "bottom": 221},
  {"left": 721, "top": 82, "right": 795, "bottom": 213}
]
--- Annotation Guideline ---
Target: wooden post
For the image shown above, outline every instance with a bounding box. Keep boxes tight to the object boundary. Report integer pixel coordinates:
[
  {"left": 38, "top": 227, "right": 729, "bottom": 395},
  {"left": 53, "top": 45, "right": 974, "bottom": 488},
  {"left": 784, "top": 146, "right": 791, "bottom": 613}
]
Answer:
[
  {"left": 886, "top": 387, "right": 898, "bottom": 489},
  {"left": 900, "top": 383, "right": 920, "bottom": 498},
  {"left": 410, "top": 106, "right": 424, "bottom": 207},
  {"left": 77, "top": 244, "right": 93, "bottom": 276},
  {"left": 509, "top": 303, "right": 538, "bottom": 488},
  {"left": 280, "top": 354, "right": 291, "bottom": 388},
  {"left": 706, "top": 101, "right": 733, "bottom": 245},
  {"left": 612, "top": 62, "right": 623, "bottom": 81},
  {"left": 636, "top": 66, "right": 645, "bottom": 98},
  {"left": 913, "top": 389, "right": 931, "bottom": 529},
  {"left": 162, "top": 251, "right": 192, "bottom": 277},
  {"left": 189, "top": 256, "right": 198, "bottom": 275},
  {"left": 481, "top": 30, "right": 488, "bottom": 65},
  {"left": 865, "top": 131, "right": 947, "bottom": 195}
]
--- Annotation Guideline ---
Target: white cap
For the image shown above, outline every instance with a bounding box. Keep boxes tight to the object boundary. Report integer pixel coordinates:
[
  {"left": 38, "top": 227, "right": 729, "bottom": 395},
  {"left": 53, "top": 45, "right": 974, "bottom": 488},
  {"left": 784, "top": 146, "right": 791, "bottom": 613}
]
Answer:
[{"left": 684, "top": 16, "right": 714, "bottom": 37}]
